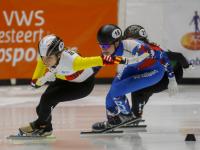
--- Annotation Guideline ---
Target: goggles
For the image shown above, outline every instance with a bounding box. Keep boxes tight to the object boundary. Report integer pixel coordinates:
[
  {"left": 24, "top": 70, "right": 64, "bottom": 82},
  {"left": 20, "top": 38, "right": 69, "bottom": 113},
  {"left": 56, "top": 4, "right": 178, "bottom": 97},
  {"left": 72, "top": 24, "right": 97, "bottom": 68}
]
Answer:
[{"left": 99, "top": 43, "right": 113, "bottom": 49}]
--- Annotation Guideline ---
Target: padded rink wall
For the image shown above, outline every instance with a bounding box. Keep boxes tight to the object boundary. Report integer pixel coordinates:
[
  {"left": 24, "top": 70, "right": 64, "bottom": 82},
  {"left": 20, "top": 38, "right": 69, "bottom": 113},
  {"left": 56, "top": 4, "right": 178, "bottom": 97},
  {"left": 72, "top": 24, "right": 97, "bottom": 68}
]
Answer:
[{"left": 118, "top": 0, "right": 200, "bottom": 84}]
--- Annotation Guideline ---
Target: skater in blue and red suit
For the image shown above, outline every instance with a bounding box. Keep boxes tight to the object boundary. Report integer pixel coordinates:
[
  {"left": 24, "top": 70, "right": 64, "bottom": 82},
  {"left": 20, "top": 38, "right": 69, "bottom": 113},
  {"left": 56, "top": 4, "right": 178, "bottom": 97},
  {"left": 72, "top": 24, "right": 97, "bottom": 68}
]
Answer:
[
  {"left": 92, "top": 24, "right": 179, "bottom": 132},
  {"left": 123, "top": 25, "right": 194, "bottom": 118}
]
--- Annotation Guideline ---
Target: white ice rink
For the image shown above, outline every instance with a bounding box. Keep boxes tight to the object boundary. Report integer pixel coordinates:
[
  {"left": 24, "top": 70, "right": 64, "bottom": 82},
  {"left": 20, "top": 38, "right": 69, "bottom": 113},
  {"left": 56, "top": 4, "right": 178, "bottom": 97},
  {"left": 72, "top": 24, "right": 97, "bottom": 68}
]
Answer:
[{"left": 0, "top": 84, "right": 200, "bottom": 150}]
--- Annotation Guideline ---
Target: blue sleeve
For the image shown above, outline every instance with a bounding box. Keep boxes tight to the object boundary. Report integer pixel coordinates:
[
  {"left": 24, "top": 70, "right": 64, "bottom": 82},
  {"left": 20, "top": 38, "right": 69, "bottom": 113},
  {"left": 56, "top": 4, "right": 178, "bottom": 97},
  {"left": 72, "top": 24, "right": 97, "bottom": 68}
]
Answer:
[
  {"left": 92, "top": 66, "right": 103, "bottom": 75},
  {"left": 152, "top": 50, "right": 175, "bottom": 78},
  {"left": 131, "top": 45, "right": 141, "bottom": 56},
  {"left": 92, "top": 53, "right": 104, "bottom": 75},
  {"left": 132, "top": 40, "right": 152, "bottom": 56}
]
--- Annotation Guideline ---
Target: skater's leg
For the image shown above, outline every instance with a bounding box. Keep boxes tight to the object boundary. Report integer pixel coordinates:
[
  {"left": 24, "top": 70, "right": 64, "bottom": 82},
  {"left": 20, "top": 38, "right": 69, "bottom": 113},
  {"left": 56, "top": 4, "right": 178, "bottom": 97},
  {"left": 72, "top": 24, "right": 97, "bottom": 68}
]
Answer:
[
  {"left": 131, "top": 63, "right": 183, "bottom": 117},
  {"left": 106, "top": 93, "right": 130, "bottom": 119},
  {"left": 106, "top": 92, "right": 119, "bottom": 119},
  {"left": 20, "top": 75, "right": 95, "bottom": 136},
  {"left": 36, "top": 103, "right": 58, "bottom": 132},
  {"left": 36, "top": 75, "right": 94, "bottom": 126},
  {"left": 110, "top": 68, "right": 165, "bottom": 98},
  {"left": 35, "top": 79, "right": 65, "bottom": 132},
  {"left": 109, "top": 63, "right": 165, "bottom": 117},
  {"left": 130, "top": 73, "right": 167, "bottom": 117},
  {"left": 131, "top": 92, "right": 152, "bottom": 117},
  {"left": 92, "top": 63, "right": 165, "bottom": 132}
]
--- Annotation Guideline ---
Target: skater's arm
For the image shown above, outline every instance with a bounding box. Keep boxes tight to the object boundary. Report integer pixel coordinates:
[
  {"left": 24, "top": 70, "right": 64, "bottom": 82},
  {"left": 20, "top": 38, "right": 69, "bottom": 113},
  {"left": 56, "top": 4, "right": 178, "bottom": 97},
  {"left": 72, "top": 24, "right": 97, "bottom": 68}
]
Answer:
[
  {"left": 31, "top": 58, "right": 47, "bottom": 89},
  {"left": 73, "top": 53, "right": 149, "bottom": 72},
  {"left": 165, "top": 52, "right": 189, "bottom": 68},
  {"left": 152, "top": 50, "right": 175, "bottom": 78},
  {"left": 72, "top": 55, "right": 124, "bottom": 71},
  {"left": 152, "top": 50, "right": 179, "bottom": 96}
]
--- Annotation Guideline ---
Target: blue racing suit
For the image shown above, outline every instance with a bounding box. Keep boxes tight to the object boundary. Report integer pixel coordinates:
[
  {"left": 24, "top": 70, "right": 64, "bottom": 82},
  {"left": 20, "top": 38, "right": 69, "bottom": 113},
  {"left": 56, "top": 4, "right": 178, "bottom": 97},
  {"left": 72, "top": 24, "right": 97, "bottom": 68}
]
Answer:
[{"left": 93, "top": 40, "right": 174, "bottom": 119}]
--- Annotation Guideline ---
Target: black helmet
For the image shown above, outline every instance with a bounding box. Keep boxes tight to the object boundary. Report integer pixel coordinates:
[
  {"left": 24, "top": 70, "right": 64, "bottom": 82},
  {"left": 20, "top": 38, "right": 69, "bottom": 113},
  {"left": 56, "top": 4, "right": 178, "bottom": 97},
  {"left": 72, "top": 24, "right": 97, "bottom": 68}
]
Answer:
[
  {"left": 97, "top": 24, "right": 122, "bottom": 44},
  {"left": 124, "top": 25, "right": 148, "bottom": 39},
  {"left": 38, "top": 35, "right": 64, "bottom": 56}
]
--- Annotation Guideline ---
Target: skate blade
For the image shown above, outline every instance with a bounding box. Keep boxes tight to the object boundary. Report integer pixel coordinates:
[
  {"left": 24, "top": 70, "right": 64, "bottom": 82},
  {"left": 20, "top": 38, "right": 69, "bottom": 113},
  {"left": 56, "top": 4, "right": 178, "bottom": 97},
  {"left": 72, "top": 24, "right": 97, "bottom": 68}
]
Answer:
[
  {"left": 120, "top": 124, "right": 147, "bottom": 128},
  {"left": 101, "top": 117, "right": 142, "bottom": 133},
  {"left": 7, "top": 135, "right": 56, "bottom": 144},
  {"left": 116, "top": 125, "right": 147, "bottom": 130},
  {"left": 80, "top": 131, "right": 123, "bottom": 138},
  {"left": 80, "top": 125, "right": 147, "bottom": 138},
  {"left": 125, "top": 119, "right": 145, "bottom": 126},
  {"left": 116, "top": 125, "right": 147, "bottom": 133}
]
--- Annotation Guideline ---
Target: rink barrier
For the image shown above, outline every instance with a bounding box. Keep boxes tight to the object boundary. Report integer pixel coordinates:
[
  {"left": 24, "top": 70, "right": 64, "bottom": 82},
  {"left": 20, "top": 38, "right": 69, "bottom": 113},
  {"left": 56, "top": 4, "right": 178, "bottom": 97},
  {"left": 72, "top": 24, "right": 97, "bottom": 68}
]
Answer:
[{"left": 0, "top": 78, "right": 200, "bottom": 85}]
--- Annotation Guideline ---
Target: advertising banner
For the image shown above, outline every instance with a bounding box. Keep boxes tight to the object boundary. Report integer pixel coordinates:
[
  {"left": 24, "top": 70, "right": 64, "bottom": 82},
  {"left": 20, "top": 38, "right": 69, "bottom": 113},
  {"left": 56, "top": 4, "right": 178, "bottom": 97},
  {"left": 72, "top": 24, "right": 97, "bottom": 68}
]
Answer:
[
  {"left": 164, "top": 0, "right": 200, "bottom": 78},
  {"left": 0, "top": 0, "right": 117, "bottom": 79},
  {"left": 123, "top": 0, "right": 200, "bottom": 78}
]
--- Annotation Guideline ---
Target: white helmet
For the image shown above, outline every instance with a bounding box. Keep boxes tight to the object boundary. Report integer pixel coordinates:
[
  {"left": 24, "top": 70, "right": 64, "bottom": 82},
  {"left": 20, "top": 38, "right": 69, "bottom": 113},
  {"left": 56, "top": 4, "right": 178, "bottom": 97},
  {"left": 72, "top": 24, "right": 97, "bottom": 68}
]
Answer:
[{"left": 38, "top": 35, "right": 64, "bottom": 56}]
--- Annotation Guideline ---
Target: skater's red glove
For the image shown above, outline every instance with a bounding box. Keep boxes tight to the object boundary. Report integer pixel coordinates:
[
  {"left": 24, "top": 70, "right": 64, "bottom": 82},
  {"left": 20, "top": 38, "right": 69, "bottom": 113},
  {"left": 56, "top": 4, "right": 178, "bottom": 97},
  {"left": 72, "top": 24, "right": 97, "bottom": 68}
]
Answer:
[
  {"left": 101, "top": 53, "right": 149, "bottom": 66},
  {"left": 101, "top": 55, "right": 126, "bottom": 65}
]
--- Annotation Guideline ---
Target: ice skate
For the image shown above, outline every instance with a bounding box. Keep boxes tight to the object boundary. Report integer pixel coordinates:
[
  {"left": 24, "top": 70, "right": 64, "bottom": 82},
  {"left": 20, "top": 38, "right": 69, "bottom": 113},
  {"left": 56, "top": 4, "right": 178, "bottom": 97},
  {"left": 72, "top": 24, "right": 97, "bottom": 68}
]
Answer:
[
  {"left": 107, "top": 112, "right": 136, "bottom": 127},
  {"left": 92, "top": 112, "right": 141, "bottom": 133},
  {"left": 39, "top": 129, "right": 53, "bottom": 137},
  {"left": 19, "top": 121, "right": 46, "bottom": 137},
  {"left": 7, "top": 121, "right": 56, "bottom": 142},
  {"left": 80, "top": 112, "right": 142, "bottom": 137}
]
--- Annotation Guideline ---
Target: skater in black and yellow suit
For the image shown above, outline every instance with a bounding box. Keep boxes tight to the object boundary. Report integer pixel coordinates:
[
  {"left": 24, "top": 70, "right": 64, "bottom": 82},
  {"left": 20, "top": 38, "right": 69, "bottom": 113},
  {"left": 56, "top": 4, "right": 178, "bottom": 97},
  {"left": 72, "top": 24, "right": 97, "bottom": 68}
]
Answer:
[{"left": 19, "top": 35, "right": 148, "bottom": 136}]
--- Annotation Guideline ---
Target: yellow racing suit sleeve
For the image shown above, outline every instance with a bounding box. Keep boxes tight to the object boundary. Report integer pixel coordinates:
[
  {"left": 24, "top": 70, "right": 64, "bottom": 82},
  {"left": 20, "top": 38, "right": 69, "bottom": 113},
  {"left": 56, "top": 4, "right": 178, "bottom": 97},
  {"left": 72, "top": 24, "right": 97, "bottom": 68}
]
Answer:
[
  {"left": 73, "top": 55, "right": 124, "bottom": 72},
  {"left": 31, "top": 57, "right": 47, "bottom": 89},
  {"left": 73, "top": 56, "right": 103, "bottom": 72}
]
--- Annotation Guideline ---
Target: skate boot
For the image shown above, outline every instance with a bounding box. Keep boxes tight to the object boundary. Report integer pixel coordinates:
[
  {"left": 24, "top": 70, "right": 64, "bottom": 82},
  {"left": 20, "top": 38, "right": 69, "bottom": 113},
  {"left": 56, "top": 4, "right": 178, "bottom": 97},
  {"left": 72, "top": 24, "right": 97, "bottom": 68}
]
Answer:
[
  {"left": 126, "top": 113, "right": 143, "bottom": 126},
  {"left": 107, "top": 112, "right": 140, "bottom": 127},
  {"left": 19, "top": 121, "right": 46, "bottom": 136},
  {"left": 92, "top": 121, "right": 111, "bottom": 132},
  {"left": 39, "top": 129, "right": 53, "bottom": 136},
  {"left": 92, "top": 112, "right": 141, "bottom": 132}
]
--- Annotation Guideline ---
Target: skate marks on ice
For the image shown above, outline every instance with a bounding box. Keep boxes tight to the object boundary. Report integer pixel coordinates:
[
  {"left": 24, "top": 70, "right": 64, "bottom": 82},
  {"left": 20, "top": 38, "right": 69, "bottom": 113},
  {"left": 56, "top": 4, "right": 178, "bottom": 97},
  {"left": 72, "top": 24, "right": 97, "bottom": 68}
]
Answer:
[
  {"left": 91, "top": 133, "right": 199, "bottom": 150},
  {"left": 1, "top": 85, "right": 200, "bottom": 150},
  {"left": 2, "top": 143, "right": 53, "bottom": 150},
  {"left": 91, "top": 133, "right": 144, "bottom": 150}
]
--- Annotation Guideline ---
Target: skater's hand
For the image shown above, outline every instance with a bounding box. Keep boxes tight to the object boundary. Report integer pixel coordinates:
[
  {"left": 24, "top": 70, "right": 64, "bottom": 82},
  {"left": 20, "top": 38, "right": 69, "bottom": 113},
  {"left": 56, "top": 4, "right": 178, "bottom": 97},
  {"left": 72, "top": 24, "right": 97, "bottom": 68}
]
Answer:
[
  {"left": 101, "top": 55, "right": 123, "bottom": 65},
  {"left": 39, "top": 68, "right": 57, "bottom": 85},
  {"left": 127, "top": 52, "right": 149, "bottom": 65},
  {"left": 101, "top": 52, "right": 149, "bottom": 66},
  {"left": 44, "top": 71, "right": 56, "bottom": 82},
  {"left": 39, "top": 70, "right": 56, "bottom": 85},
  {"left": 184, "top": 64, "right": 194, "bottom": 72},
  {"left": 168, "top": 77, "right": 178, "bottom": 97}
]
